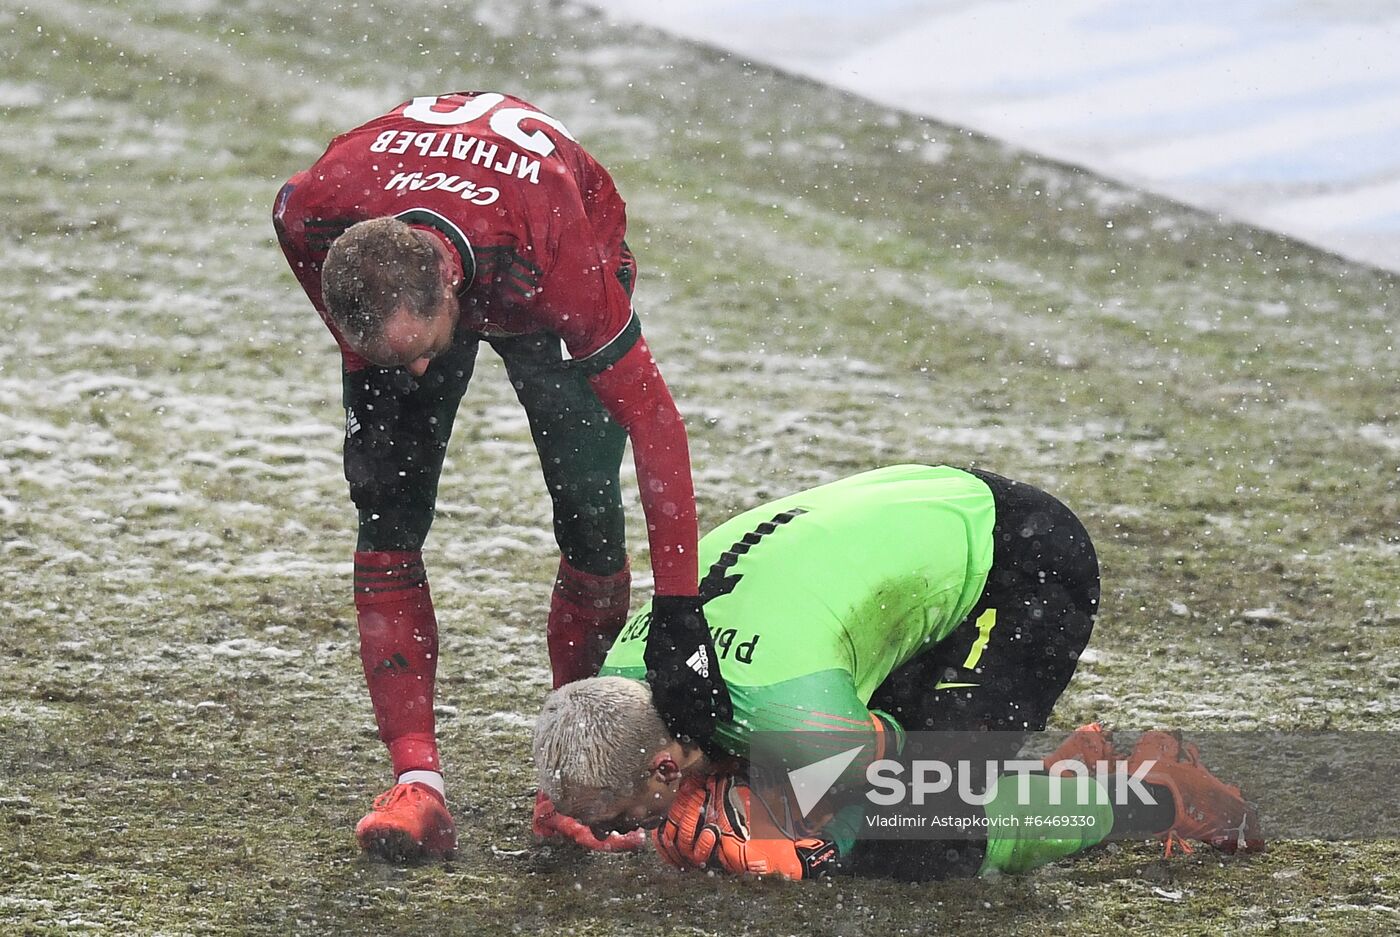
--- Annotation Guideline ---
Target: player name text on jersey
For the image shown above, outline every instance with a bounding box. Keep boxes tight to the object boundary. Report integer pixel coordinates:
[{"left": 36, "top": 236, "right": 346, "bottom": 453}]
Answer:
[{"left": 370, "top": 131, "right": 543, "bottom": 184}]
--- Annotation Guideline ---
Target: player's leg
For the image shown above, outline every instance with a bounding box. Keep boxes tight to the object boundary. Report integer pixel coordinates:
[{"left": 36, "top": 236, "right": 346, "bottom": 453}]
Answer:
[
  {"left": 344, "top": 338, "right": 478, "bottom": 858},
  {"left": 492, "top": 331, "right": 645, "bottom": 851},
  {"left": 347, "top": 338, "right": 479, "bottom": 553},
  {"left": 491, "top": 331, "right": 631, "bottom": 687},
  {"left": 855, "top": 470, "right": 1107, "bottom": 879},
  {"left": 911, "top": 467, "right": 1101, "bottom": 734},
  {"left": 887, "top": 471, "right": 1257, "bottom": 871}
]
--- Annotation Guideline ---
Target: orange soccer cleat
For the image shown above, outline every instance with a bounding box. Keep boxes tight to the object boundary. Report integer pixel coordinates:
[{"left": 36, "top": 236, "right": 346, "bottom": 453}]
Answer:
[
  {"left": 1126, "top": 730, "right": 1264, "bottom": 856},
  {"left": 355, "top": 782, "right": 458, "bottom": 861},
  {"left": 1042, "top": 722, "right": 1124, "bottom": 773}
]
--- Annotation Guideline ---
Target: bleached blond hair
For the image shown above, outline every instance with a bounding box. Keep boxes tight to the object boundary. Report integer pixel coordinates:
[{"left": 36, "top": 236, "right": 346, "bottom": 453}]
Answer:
[{"left": 533, "top": 677, "right": 673, "bottom": 812}]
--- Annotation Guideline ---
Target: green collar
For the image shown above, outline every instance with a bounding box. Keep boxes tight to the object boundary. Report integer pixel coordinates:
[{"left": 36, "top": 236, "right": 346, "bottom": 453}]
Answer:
[{"left": 394, "top": 207, "right": 477, "bottom": 292}]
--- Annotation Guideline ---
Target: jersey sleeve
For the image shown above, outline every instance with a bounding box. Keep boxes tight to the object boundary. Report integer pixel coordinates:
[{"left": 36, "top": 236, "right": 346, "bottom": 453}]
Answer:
[
  {"left": 271, "top": 173, "right": 370, "bottom": 373},
  {"left": 585, "top": 337, "right": 699, "bottom": 596},
  {"left": 527, "top": 183, "right": 637, "bottom": 362}
]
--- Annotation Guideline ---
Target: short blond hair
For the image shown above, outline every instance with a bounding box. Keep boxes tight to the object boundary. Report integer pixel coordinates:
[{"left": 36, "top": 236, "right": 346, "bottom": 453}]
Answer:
[{"left": 533, "top": 677, "right": 672, "bottom": 813}]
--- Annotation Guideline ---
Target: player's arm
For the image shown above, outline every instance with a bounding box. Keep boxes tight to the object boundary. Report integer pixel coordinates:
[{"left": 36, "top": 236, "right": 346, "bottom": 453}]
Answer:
[
  {"left": 537, "top": 198, "right": 701, "bottom": 599},
  {"left": 543, "top": 210, "right": 731, "bottom": 747},
  {"left": 575, "top": 329, "right": 696, "bottom": 596},
  {"left": 577, "top": 333, "right": 733, "bottom": 746},
  {"left": 746, "top": 670, "right": 906, "bottom": 806}
]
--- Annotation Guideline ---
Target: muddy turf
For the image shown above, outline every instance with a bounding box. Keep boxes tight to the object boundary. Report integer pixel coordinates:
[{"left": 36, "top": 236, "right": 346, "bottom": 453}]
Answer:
[{"left": 1, "top": 2, "right": 1397, "bottom": 934}]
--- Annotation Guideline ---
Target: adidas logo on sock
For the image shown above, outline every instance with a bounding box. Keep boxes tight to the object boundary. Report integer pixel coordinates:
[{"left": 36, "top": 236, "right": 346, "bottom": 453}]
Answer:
[
  {"left": 376, "top": 653, "right": 411, "bottom": 674},
  {"left": 686, "top": 645, "right": 710, "bottom": 678},
  {"left": 346, "top": 411, "right": 362, "bottom": 437}
]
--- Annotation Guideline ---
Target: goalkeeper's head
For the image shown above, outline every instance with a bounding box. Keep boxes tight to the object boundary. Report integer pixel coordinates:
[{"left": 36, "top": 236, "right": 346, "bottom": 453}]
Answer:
[{"left": 533, "top": 676, "right": 712, "bottom": 836}]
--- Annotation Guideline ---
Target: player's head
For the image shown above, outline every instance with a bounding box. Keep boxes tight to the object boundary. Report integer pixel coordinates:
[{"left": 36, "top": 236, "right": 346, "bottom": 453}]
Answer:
[
  {"left": 321, "top": 217, "right": 461, "bottom": 376},
  {"left": 533, "top": 676, "right": 707, "bottom": 836}
]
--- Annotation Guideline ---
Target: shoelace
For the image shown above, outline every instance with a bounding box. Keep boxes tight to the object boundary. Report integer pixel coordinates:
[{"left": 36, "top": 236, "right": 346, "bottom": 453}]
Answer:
[
  {"left": 1163, "top": 830, "right": 1194, "bottom": 857},
  {"left": 371, "top": 785, "right": 417, "bottom": 812}
]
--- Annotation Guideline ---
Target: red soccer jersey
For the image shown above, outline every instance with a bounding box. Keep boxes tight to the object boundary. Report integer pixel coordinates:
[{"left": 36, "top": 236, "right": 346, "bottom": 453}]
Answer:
[
  {"left": 273, "top": 91, "right": 635, "bottom": 371},
  {"left": 274, "top": 91, "right": 700, "bottom": 597}
]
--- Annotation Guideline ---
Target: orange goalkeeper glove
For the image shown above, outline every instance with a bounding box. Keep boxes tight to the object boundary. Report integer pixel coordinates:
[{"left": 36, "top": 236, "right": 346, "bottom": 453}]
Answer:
[
  {"left": 653, "top": 775, "right": 719, "bottom": 869},
  {"left": 654, "top": 774, "right": 841, "bottom": 879}
]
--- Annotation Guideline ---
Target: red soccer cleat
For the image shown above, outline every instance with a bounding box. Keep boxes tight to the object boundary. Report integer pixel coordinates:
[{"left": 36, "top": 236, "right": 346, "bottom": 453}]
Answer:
[
  {"left": 1042, "top": 722, "right": 1124, "bottom": 773},
  {"left": 355, "top": 782, "right": 458, "bottom": 861},
  {"left": 1126, "top": 730, "right": 1264, "bottom": 856},
  {"left": 533, "top": 790, "right": 645, "bottom": 852}
]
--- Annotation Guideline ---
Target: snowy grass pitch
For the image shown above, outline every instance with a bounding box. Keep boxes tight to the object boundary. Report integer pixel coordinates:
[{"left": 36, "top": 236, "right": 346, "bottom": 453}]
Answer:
[{"left": 1, "top": 1, "right": 1397, "bottom": 934}]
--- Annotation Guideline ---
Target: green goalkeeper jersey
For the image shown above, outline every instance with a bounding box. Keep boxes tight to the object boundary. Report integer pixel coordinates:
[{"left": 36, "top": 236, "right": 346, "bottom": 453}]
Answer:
[{"left": 600, "top": 464, "right": 996, "bottom": 765}]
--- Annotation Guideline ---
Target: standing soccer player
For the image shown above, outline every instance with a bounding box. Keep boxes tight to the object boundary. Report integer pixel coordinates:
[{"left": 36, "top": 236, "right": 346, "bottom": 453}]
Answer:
[{"left": 273, "top": 91, "right": 729, "bottom": 860}]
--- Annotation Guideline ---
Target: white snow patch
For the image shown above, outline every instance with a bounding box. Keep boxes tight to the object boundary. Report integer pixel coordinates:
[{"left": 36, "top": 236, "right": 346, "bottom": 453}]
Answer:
[
  {"left": 1358, "top": 424, "right": 1399, "bottom": 453},
  {"left": 132, "top": 491, "right": 191, "bottom": 512},
  {"left": 0, "top": 81, "right": 45, "bottom": 108},
  {"left": 483, "top": 711, "right": 535, "bottom": 729},
  {"left": 210, "top": 638, "right": 303, "bottom": 661},
  {"left": 183, "top": 551, "right": 345, "bottom": 580}
]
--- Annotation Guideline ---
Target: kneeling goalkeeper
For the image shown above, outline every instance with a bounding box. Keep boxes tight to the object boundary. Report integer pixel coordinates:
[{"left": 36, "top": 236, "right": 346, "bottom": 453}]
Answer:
[{"left": 533, "top": 464, "right": 1260, "bottom": 880}]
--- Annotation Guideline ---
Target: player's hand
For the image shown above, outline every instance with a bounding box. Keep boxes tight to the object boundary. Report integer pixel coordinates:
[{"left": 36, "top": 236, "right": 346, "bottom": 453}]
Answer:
[
  {"left": 653, "top": 775, "right": 718, "bottom": 869},
  {"left": 703, "top": 776, "right": 841, "bottom": 879},
  {"left": 533, "top": 791, "right": 645, "bottom": 853},
  {"left": 655, "top": 775, "right": 841, "bottom": 879},
  {"left": 644, "top": 595, "right": 733, "bottom": 746}
]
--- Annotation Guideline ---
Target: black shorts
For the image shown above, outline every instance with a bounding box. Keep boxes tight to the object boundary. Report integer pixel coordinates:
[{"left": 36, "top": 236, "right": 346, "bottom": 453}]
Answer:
[
  {"left": 869, "top": 467, "right": 1099, "bottom": 734},
  {"left": 852, "top": 468, "right": 1100, "bottom": 879},
  {"left": 341, "top": 330, "right": 628, "bottom": 573}
]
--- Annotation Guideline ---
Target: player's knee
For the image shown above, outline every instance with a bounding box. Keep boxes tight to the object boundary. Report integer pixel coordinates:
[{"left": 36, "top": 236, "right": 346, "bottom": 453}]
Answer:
[
  {"left": 558, "top": 537, "right": 627, "bottom": 577},
  {"left": 548, "top": 483, "right": 623, "bottom": 560},
  {"left": 355, "top": 504, "right": 435, "bottom": 552},
  {"left": 345, "top": 457, "right": 398, "bottom": 502},
  {"left": 345, "top": 434, "right": 444, "bottom": 498},
  {"left": 555, "top": 512, "right": 626, "bottom": 576}
]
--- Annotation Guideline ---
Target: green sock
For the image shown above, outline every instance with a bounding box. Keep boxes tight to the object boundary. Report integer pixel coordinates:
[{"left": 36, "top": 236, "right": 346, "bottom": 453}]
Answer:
[
  {"left": 824, "top": 803, "right": 865, "bottom": 856},
  {"left": 978, "top": 773, "right": 1114, "bottom": 876}
]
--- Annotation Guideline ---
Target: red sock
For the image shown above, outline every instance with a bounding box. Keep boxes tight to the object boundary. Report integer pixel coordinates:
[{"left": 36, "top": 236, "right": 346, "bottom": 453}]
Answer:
[
  {"left": 355, "top": 551, "right": 440, "bottom": 777},
  {"left": 547, "top": 557, "right": 630, "bottom": 687}
]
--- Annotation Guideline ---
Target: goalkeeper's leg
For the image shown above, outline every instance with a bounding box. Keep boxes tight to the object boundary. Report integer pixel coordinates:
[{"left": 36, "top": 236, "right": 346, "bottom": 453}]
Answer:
[{"left": 854, "top": 469, "right": 1110, "bottom": 879}]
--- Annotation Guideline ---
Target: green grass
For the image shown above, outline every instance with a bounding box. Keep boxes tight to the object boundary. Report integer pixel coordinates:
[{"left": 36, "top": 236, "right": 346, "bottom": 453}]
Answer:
[{"left": 1, "top": 1, "right": 1397, "bottom": 934}]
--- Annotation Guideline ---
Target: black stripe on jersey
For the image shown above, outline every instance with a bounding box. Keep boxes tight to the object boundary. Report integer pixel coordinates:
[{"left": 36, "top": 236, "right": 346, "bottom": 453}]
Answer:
[
  {"left": 303, "top": 217, "right": 357, "bottom": 254},
  {"left": 473, "top": 246, "right": 542, "bottom": 284},
  {"left": 616, "top": 239, "right": 636, "bottom": 296},
  {"left": 573, "top": 312, "right": 641, "bottom": 377},
  {"left": 698, "top": 508, "right": 809, "bottom": 603}
]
